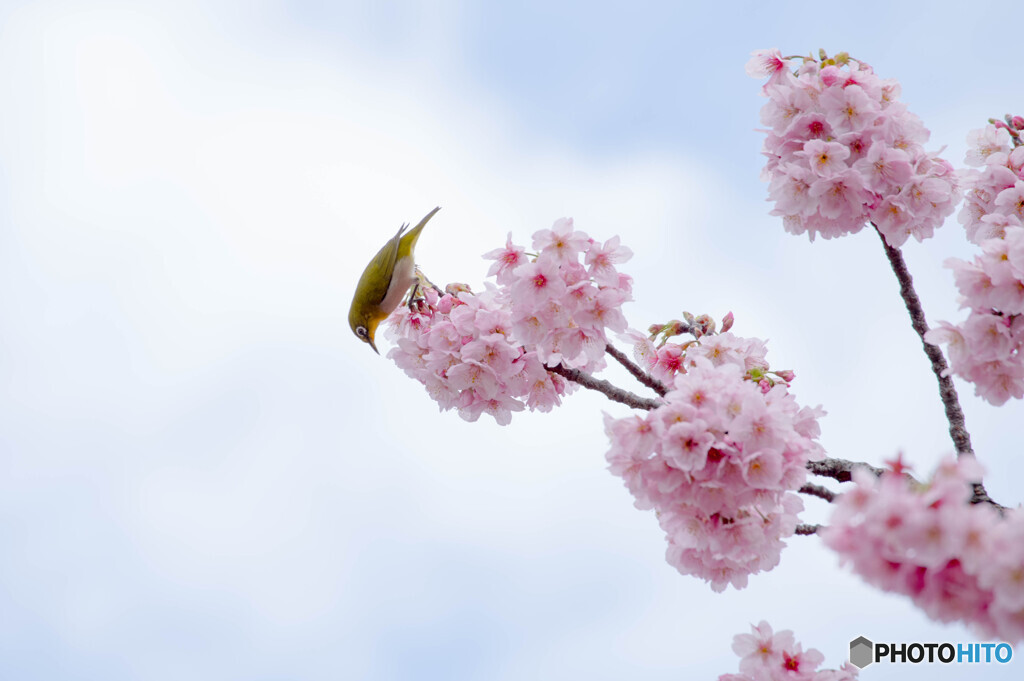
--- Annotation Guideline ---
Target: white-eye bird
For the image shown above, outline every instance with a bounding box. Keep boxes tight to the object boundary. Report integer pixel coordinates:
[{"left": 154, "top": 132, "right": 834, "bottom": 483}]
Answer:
[{"left": 348, "top": 207, "right": 441, "bottom": 354}]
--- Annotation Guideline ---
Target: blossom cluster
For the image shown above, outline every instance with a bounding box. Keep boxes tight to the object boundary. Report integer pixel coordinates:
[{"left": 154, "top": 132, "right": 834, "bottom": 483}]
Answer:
[
  {"left": 927, "top": 120, "right": 1024, "bottom": 405},
  {"left": 484, "top": 218, "right": 633, "bottom": 373},
  {"left": 719, "top": 621, "right": 859, "bottom": 681},
  {"left": 385, "top": 219, "right": 633, "bottom": 423},
  {"left": 604, "top": 333, "right": 825, "bottom": 591},
  {"left": 625, "top": 321, "right": 793, "bottom": 390},
  {"left": 959, "top": 122, "right": 1024, "bottom": 243},
  {"left": 386, "top": 286, "right": 570, "bottom": 424},
  {"left": 823, "top": 456, "right": 1024, "bottom": 643},
  {"left": 747, "top": 49, "right": 960, "bottom": 245}
]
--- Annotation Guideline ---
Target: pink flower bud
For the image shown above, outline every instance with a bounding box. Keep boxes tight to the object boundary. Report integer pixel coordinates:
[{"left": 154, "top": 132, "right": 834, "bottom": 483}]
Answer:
[
  {"left": 693, "top": 314, "right": 715, "bottom": 338},
  {"left": 668, "top": 320, "right": 689, "bottom": 337},
  {"left": 436, "top": 294, "right": 458, "bottom": 314},
  {"left": 819, "top": 64, "right": 842, "bottom": 86},
  {"left": 445, "top": 282, "right": 473, "bottom": 295},
  {"left": 721, "top": 311, "right": 735, "bottom": 333}
]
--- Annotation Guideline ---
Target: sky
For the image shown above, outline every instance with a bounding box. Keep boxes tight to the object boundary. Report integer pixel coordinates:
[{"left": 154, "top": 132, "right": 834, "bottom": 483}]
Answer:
[{"left": 1, "top": 1, "right": 1022, "bottom": 679}]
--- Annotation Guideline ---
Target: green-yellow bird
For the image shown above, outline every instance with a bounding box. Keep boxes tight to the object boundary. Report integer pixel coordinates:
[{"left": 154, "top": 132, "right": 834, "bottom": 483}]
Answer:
[{"left": 348, "top": 207, "right": 441, "bottom": 354}]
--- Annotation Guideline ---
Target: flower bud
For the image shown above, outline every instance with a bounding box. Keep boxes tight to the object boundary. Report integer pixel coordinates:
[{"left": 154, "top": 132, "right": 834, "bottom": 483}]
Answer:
[
  {"left": 437, "top": 293, "right": 458, "bottom": 314},
  {"left": 820, "top": 65, "right": 841, "bottom": 86},
  {"left": 668, "top": 320, "right": 689, "bottom": 337},
  {"left": 721, "top": 311, "right": 735, "bottom": 333},
  {"left": 693, "top": 314, "right": 715, "bottom": 338},
  {"left": 445, "top": 282, "right": 473, "bottom": 295}
]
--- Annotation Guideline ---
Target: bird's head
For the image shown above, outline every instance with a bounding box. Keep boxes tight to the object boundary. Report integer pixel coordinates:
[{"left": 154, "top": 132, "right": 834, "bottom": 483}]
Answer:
[{"left": 348, "top": 304, "right": 386, "bottom": 355}]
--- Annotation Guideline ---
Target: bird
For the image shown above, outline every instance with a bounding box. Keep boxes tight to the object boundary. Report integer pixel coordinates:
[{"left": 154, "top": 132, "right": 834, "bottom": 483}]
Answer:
[{"left": 348, "top": 207, "right": 441, "bottom": 354}]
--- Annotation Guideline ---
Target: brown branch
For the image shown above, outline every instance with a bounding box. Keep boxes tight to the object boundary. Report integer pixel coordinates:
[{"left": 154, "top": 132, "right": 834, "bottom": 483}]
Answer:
[
  {"left": 873, "top": 225, "right": 994, "bottom": 506},
  {"left": 968, "top": 485, "right": 1003, "bottom": 509},
  {"left": 798, "top": 482, "right": 837, "bottom": 503},
  {"left": 806, "top": 457, "right": 885, "bottom": 483},
  {"left": 605, "top": 344, "right": 668, "bottom": 397},
  {"left": 807, "top": 456, "right": 1006, "bottom": 511},
  {"left": 547, "top": 364, "right": 662, "bottom": 411},
  {"left": 874, "top": 225, "right": 974, "bottom": 457},
  {"left": 796, "top": 523, "right": 821, "bottom": 535}
]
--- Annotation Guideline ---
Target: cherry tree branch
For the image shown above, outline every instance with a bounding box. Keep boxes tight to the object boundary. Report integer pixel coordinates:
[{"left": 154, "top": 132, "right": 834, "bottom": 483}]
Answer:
[
  {"left": 968, "top": 485, "right": 1003, "bottom": 508},
  {"left": 808, "top": 455, "right": 1005, "bottom": 510},
  {"left": 874, "top": 225, "right": 975, "bottom": 458},
  {"left": 553, "top": 359, "right": 1005, "bottom": 510},
  {"left": 798, "top": 482, "right": 836, "bottom": 503},
  {"left": 806, "top": 457, "right": 885, "bottom": 482},
  {"left": 547, "top": 364, "right": 662, "bottom": 411},
  {"left": 795, "top": 524, "right": 821, "bottom": 536},
  {"left": 605, "top": 344, "right": 668, "bottom": 396},
  {"left": 873, "top": 225, "right": 999, "bottom": 507}
]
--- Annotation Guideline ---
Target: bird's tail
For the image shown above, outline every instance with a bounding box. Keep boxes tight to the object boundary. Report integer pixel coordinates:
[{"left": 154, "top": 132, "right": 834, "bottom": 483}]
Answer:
[{"left": 398, "top": 206, "right": 441, "bottom": 258}]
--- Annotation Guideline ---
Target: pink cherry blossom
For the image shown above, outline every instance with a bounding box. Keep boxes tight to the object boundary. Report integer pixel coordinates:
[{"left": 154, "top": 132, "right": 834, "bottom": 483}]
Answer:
[
  {"left": 750, "top": 51, "right": 960, "bottom": 244},
  {"left": 605, "top": 335, "right": 824, "bottom": 591},
  {"left": 994, "top": 181, "right": 1024, "bottom": 222},
  {"left": 585, "top": 235, "right": 634, "bottom": 286},
  {"left": 931, "top": 130, "right": 1024, "bottom": 405},
  {"left": 721, "top": 621, "right": 859, "bottom": 681},
  {"left": 745, "top": 48, "right": 790, "bottom": 82},
  {"left": 483, "top": 232, "right": 527, "bottom": 284},
  {"left": 819, "top": 84, "right": 879, "bottom": 132},
  {"left": 796, "top": 140, "right": 851, "bottom": 177},
  {"left": 386, "top": 219, "right": 634, "bottom": 422},
  {"left": 853, "top": 143, "right": 913, "bottom": 193},
  {"left": 824, "top": 456, "right": 1024, "bottom": 642},
  {"left": 966, "top": 126, "right": 1011, "bottom": 167},
  {"left": 510, "top": 258, "right": 568, "bottom": 309},
  {"left": 532, "top": 217, "right": 590, "bottom": 265}
]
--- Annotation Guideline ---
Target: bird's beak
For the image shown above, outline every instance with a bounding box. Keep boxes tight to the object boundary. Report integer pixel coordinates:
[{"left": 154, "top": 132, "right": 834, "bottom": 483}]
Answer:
[{"left": 368, "top": 337, "right": 379, "bottom": 355}]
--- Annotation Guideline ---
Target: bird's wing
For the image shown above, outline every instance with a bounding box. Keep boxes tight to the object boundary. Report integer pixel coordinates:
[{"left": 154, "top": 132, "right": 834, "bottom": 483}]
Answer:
[{"left": 354, "top": 223, "right": 406, "bottom": 314}]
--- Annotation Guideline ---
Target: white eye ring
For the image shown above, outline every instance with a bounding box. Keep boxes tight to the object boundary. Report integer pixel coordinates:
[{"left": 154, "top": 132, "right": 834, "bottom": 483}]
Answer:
[{"left": 356, "top": 326, "right": 369, "bottom": 340}]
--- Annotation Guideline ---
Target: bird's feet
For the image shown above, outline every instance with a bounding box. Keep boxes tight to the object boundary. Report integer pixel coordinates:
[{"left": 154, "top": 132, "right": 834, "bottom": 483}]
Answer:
[{"left": 415, "top": 266, "right": 444, "bottom": 295}]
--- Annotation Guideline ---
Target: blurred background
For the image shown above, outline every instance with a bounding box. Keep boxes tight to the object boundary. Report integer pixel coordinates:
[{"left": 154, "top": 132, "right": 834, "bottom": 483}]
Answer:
[{"left": 1, "top": 1, "right": 1021, "bottom": 679}]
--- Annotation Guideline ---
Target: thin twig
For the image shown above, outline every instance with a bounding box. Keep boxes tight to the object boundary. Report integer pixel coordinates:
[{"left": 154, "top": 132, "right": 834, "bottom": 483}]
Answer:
[
  {"left": 874, "top": 226, "right": 974, "bottom": 456},
  {"left": 547, "top": 364, "right": 662, "bottom": 411},
  {"left": 798, "top": 482, "right": 837, "bottom": 503},
  {"left": 796, "top": 524, "right": 821, "bottom": 536},
  {"left": 806, "top": 457, "right": 886, "bottom": 483},
  {"left": 605, "top": 344, "right": 668, "bottom": 397},
  {"left": 807, "top": 456, "right": 1005, "bottom": 511},
  {"left": 873, "top": 225, "right": 994, "bottom": 506}
]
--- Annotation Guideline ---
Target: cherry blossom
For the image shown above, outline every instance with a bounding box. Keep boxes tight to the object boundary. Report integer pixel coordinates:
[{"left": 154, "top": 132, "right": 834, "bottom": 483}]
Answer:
[
  {"left": 928, "top": 117, "right": 1024, "bottom": 404},
  {"left": 720, "top": 620, "right": 859, "bottom": 681},
  {"left": 385, "top": 219, "right": 634, "bottom": 423},
  {"left": 750, "top": 51, "right": 960, "bottom": 245},
  {"left": 604, "top": 337, "right": 824, "bottom": 591},
  {"left": 824, "top": 456, "right": 1024, "bottom": 642}
]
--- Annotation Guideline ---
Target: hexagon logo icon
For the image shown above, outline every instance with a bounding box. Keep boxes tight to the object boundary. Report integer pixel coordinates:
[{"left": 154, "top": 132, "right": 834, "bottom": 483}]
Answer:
[{"left": 849, "top": 636, "right": 874, "bottom": 669}]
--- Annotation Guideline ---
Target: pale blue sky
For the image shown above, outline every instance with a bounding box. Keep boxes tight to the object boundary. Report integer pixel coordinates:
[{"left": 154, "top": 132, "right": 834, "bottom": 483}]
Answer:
[{"left": 1, "top": 1, "right": 1022, "bottom": 679}]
